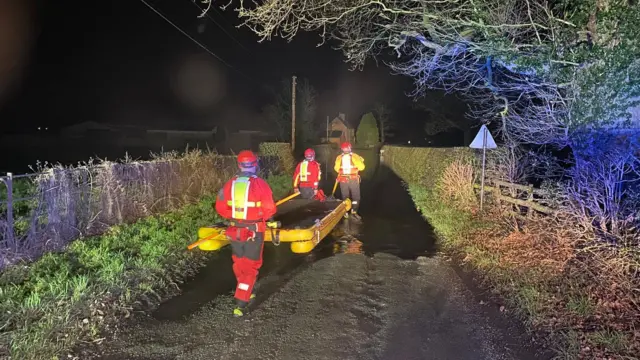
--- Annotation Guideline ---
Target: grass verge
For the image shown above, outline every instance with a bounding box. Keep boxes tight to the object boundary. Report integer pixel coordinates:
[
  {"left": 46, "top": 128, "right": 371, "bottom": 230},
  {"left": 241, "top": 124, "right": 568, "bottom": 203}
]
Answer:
[
  {"left": 0, "top": 174, "right": 291, "bottom": 360},
  {"left": 406, "top": 184, "right": 640, "bottom": 359}
]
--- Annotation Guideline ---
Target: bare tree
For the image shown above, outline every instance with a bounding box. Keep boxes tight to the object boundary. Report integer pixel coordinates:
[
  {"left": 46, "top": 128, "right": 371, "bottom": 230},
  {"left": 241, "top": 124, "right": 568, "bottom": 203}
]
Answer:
[
  {"left": 262, "top": 78, "right": 318, "bottom": 145},
  {"left": 414, "top": 92, "right": 473, "bottom": 143},
  {"left": 372, "top": 102, "right": 394, "bottom": 142},
  {"left": 485, "top": 143, "right": 530, "bottom": 185},
  {"left": 262, "top": 79, "right": 291, "bottom": 141},
  {"left": 297, "top": 79, "right": 319, "bottom": 146},
  {"left": 206, "top": 0, "right": 639, "bottom": 149},
  {"left": 563, "top": 133, "right": 640, "bottom": 239},
  {"left": 217, "top": 0, "right": 578, "bottom": 148},
  {"left": 200, "top": 0, "right": 640, "bottom": 235}
]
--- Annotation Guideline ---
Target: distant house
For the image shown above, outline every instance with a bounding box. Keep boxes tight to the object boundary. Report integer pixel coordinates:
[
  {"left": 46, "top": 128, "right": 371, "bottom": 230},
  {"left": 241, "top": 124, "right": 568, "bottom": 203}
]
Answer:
[{"left": 322, "top": 113, "right": 354, "bottom": 145}]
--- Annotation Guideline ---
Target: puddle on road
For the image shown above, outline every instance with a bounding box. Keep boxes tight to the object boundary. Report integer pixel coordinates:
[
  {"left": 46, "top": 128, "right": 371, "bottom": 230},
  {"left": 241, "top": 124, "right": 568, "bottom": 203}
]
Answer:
[
  {"left": 333, "top": 236, "right": 364, "bottom": 255},
  {"left": 332, "top": 214, "right": 435, "bottom": 260}
]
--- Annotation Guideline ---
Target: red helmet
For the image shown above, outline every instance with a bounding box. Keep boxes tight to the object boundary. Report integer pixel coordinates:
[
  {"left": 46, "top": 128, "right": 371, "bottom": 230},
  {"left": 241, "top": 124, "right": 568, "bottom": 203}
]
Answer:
[
  {"left": 340, "top": 142, "right": 352, "bottom": 153},
  {"left": 237, "top": 150, "right": 258, "bottom": 169},
  {"left": 304, "top": 148, "right": 315, "bottom": 160}
]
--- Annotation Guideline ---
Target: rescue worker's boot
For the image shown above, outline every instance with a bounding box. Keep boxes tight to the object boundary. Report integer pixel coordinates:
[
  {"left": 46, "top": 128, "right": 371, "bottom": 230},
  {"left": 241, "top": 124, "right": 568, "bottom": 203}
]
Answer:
[
  {"left": 233, "top": 294, "right": 256, "bottom": 317},
  {"left": 350, "top": 209, "right": 362, "bottom": 221},
  {"left": 233, "top": 307, "right": 245, "bottom": 317}
]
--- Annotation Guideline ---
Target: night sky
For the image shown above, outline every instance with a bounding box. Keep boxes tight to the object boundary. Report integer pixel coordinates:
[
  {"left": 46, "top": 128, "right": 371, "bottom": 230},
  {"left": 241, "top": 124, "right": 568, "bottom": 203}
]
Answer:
[{"left": 0, "top": 0, "right": 425, "bottom": 137}]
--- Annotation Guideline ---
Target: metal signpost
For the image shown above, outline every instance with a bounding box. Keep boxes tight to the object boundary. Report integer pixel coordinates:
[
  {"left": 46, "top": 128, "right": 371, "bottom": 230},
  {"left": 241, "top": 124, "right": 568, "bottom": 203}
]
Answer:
[{"left": 469, "top": 124, "right": 497, "bottom": 211}]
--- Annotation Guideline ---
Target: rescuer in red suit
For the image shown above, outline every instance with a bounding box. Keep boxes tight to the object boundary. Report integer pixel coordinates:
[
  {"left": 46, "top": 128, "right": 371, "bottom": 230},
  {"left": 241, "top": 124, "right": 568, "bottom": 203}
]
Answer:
[
  {"left": 215, "top": 150, "right": 277, "bottom": 317},
  {"left": 293, "top": 148, "right": 322, "bottom": 199}
]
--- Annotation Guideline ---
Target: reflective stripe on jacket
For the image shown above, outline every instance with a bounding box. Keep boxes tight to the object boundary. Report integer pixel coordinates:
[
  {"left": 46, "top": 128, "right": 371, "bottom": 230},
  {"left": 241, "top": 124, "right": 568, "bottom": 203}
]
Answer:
[
  {"left": 300, "top": 161, "right": 309, "bottom": 182},
  {"left": 334, "top": 153, "right": 365, "bottom": 181},
  {"left": 215, "top": 173, "right": 277, "bottom": 223},
  {"left": 293, "top": 160, "right": 321, "bottom": 188},
  {"left": 228, "top": 177, "right": 261, "bottom": 220}
]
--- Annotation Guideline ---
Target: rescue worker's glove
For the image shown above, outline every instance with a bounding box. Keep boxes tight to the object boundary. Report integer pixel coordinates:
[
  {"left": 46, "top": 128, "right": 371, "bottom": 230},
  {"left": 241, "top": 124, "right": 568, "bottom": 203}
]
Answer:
[{"left": 267, "top": 218, "right": 280, "bottom": 246}]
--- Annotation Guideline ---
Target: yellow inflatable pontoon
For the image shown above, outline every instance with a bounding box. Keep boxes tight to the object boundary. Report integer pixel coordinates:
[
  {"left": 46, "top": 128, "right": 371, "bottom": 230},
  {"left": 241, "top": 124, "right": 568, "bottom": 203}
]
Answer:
[{"left": 188, "top": 196, "right": 352, "bottom": 254}]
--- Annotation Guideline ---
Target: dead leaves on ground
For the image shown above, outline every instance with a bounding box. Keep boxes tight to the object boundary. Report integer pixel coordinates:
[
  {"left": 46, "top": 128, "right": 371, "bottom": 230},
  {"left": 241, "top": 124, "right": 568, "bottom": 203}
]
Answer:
[{"left": 457, "top": 213, "right": 640, "bottom": 358}]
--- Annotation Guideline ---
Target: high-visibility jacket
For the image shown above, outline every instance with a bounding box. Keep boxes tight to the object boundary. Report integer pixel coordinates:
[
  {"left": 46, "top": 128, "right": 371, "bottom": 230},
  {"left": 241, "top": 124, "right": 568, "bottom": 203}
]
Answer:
[
  {"left": 215, "top": 172, "right": 276, "bottom": 228},
  {"left": 334, "top": 153, "right": 365, "bottom": 182},
  {"left": 293, "top": 160, "right": 321, "bottom": 189}
]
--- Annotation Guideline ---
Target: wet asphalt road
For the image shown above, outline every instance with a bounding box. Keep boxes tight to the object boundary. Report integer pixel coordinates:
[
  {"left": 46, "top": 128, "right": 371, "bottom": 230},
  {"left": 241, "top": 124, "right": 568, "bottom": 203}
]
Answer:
[{"left": 89, "top": 165, "right": 545, "bottom": 360}]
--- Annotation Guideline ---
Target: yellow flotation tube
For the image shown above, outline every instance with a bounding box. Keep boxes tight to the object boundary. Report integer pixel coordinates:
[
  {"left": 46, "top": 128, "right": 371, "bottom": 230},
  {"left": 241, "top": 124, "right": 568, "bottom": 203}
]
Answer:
[{"left": 188, "top": 198, "right": 352, "bottom": 254}]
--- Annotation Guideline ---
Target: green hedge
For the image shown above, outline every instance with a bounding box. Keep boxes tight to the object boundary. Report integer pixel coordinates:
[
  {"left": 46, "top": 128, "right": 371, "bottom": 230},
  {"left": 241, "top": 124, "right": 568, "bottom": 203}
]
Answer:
[
  {"left": 259, "top": 142, "right": 295, "bottom": 175},
  {"left": 382, "top": 146, "right": 474, "bottom": 187}
]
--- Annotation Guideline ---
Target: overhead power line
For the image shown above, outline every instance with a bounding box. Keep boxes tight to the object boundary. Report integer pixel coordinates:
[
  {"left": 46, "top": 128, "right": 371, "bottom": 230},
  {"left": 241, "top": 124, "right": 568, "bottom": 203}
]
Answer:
[
  {"left": 138, "top": 0, "right": 256, "bottom": 84},
  {"left": 187, "top": 0, "right": 252, "bottom": 54}
]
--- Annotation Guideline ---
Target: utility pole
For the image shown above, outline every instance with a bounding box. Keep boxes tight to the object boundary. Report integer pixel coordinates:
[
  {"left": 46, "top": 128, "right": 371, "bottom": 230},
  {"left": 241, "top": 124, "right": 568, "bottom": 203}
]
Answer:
[
  {"left": 291, "top": 75, "right": 297, "bottom": 152},
  {"left": 326, "top": 115, "right": 329, "bottom": 141}
]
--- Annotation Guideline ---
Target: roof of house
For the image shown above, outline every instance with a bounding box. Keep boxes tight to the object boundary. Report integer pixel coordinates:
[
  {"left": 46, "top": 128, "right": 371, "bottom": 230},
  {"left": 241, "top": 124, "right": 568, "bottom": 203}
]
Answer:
[{"left": 330, "top": 113, "right": 351, "bottom": 128}]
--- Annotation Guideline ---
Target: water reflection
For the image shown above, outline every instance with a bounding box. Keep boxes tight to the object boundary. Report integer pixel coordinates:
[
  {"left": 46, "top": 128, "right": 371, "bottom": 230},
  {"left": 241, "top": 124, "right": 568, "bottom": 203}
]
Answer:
[
  {"left": 333, "top": 237, "right": 364, "bottom": 254},
  {"left": 332, "top": 219, "right": 365, "bottom": 255}
]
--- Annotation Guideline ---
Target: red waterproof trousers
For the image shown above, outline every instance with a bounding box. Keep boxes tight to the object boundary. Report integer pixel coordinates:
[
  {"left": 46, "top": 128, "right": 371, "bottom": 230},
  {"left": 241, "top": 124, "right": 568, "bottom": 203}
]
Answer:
[{"left": 230, "top": 231, "right": 265, "bottom": 304}]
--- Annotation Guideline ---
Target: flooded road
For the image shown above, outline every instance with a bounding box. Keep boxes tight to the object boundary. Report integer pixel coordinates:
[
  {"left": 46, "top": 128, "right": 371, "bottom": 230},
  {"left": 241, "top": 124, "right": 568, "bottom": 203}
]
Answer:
[{"left": 86, "top": 162, "right": 544, "bottom": 360}]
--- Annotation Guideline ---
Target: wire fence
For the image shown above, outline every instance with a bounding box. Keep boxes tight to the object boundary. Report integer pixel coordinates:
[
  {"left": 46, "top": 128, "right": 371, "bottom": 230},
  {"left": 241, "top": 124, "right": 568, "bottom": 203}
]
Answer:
[{"left": 0, "top": 151, "right": 285, "bottom": 270}]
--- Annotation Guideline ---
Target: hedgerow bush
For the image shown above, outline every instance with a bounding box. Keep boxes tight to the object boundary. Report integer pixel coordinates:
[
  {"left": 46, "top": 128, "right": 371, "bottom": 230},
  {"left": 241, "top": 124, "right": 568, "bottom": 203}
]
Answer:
[
  {"left": 355, "top": 112, "right": 379, "bottom": 147},
  {"left": 382, "top": 146, "right": 473, "bottom": 187},
  {"left": 259, "top": 142, "right": 295, "bottom": 175},
  {"left": 0, "top": 150, "right": 239, "bottom": 270}
]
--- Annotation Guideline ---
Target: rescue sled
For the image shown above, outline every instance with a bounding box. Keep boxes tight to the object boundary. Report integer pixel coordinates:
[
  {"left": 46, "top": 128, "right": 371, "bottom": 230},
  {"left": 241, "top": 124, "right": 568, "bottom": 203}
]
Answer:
[{"left": 188, "top": 195, "right": 352, "bottom": 254}]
